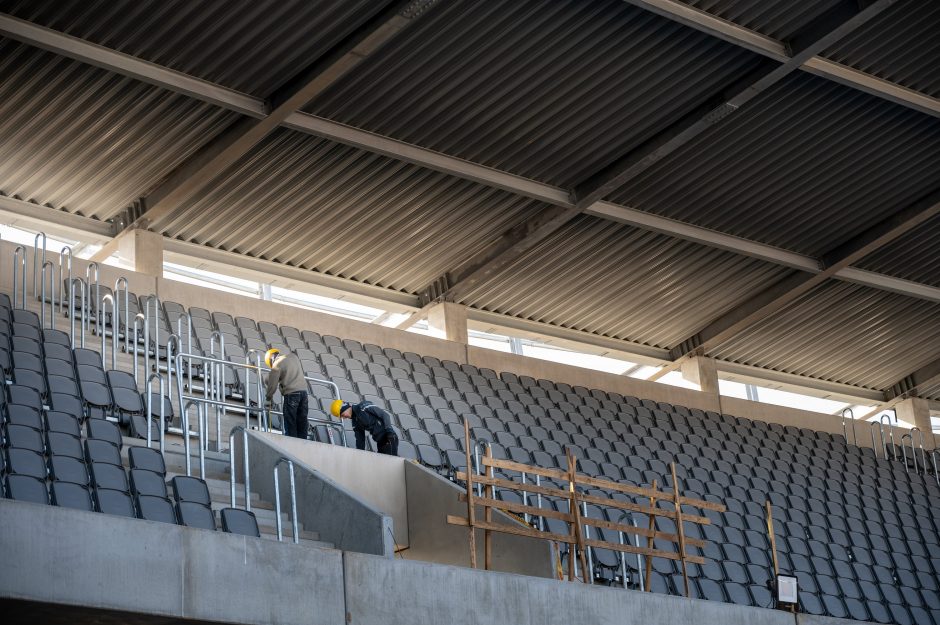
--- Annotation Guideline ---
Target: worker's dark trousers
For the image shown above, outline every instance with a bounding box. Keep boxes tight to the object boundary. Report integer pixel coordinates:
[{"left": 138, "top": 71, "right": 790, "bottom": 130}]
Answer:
[
  {"left": 282, "top": 391, "right": 309, "bottom": 439},
  {"left": 377, "top": 433, "right": 399, "bottom": 456}
]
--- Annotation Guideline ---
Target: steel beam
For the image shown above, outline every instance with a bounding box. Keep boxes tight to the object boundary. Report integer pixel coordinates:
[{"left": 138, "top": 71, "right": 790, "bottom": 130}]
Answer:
[
  {"left": 669, "top": 188, "right": 940, "bottom": 360},
  {"left": 103, "top": 0, "right": 422, "bottom": 236},
  {"left": 624, "top": 0, "right": 940, "bottom": 118},
  {"left": 573, "top": 0, "right": 897, "bottom": 209},
  {"left": 884, "top": 357, "right": 940, "bottom": 401}
]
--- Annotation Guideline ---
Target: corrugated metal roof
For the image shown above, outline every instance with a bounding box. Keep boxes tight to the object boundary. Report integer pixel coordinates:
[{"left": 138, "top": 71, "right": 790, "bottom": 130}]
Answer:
[
  {"left": 610, "top": 72, "right": 940, "bottom": 257},
  {"left": 0, "top": 40, "right": 235, "bottom": 221},
  {"left": 856, "top": 213, "right": 940, "bottom": 288},
  {"left": 0, "top": 0, "right": 380, "bottom": 98},
  {"left": 456, "top": 214, "right": 791, "bottom": 348},
  {"left": 159, "top": 128, "right": 548, "bottom": 295},
  {"left": 822, "top": 0, "right": 940, "bottom": 98},
  {"left": 676, "top": 0, "right": 845, "bottom": 40},
  {"left": 712, "top": 281, "right": 940, "bottom": 391},
  {"left": 308, "top": 0, "right": 764, "bottom": 188}
]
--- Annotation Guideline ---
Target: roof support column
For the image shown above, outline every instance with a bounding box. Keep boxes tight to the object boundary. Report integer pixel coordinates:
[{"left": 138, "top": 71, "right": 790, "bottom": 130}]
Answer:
[
  {"left": 119, "top": 228, "right": 164, "bottom": 278},
  {"left": 427, "top": 302, "right": 469, "bottom": 345},
  {"left": 681, "top": 356, "right": 721, "bottom": 397},
  {"left": 895, "top": 397, "right": 935, "bottom": 449}
]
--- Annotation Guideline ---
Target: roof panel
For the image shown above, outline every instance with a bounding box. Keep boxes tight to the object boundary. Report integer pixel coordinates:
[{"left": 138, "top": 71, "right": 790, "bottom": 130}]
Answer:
[
  {"left": 855, "top": 213, "right": 940, "bottom": 288},
  {"left": 676, "top": 0, "right": 845, "bottom": 40},
  {"left": 308, "top": 0, "right": 764, "bottom": 187},
  {"left": 0, "top": 0, "right": 379, "bottom": 97},
  {"left": 457, "top": 214, "right": 791, "bottom": 348},
  {"left": 610, "top": 72, "right": 940, "bottom": 257},
  {"left": 711, "top": 281, "right": 940, "bottom": 390},
  {"left": 823, "top": 0, "right": 940, "bottom": 98},
  {"left": 160, "top": 128, "right": 548, "bottom": 294},
  {"left": 0, "top": 40, "right": 235, "bottom": 221}
]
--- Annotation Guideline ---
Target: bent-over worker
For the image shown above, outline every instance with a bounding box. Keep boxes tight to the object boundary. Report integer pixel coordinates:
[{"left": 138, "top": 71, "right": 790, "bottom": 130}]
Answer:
[
  {"left": 264, "top": 348, "right": 308, "bottom": 439},
  {"left": 331, "top": 399, "right": 398, "bottom": 456}
]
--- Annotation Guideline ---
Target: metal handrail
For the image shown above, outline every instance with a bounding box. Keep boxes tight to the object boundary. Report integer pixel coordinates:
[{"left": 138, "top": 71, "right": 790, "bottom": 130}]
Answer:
[
  {"left": 179, "top": 399, "right": 207, "bottom": 478},
  {"left": 99, "top": 294, "right": 116, "bottom": 369},
  {"left": 165, "top": 333, "right": 180, "bottom": 407},
  {"left": 115, "top": 278, "right": 129, "bottom": 353},
  {"left": 58, "top": 246, "right": 72, "bottom": 315},
  {"left": 901, "top": 434, "right": 915, "bottom": 474},
  {"left": 12, "top": 245, "right": 26, "bottom": 308},
  {"left": 882, "top": 414, "right": 897, "bottom": 461},
  {"left": 145, "top": 373, "right": 166, "bottom": 456},
  {"left": 85, "top": 261, "right": 99, "bottom": 332},
  {"left": 910, "top": 427, "right": 927, "bottom": 476},
  {"left": 132, "top": 313, "right": 145, "bottom": 383},
  {"left": 472, "top": 440, "right": 489, "bottom": 497},
  {"left": 40, "top": 260, "right": 56, "bottom": 329},
  {"left": 144, "top": 295, "right": 162, "bottom": 386},
  {"left": 616, "top": 511, "right": 644, "bottom": 591},
  {"left": 208, "top": 330, "right": 225, "bottom": 451},
  {"left": 32, "top": 232, "right": 45, "bottom": 297},
  {"left": 582, "top": 501, "right": 595, "bottom": 583},
  {"left": 842, "top": 408, "right": 857, "bottom": 446},
  {"left": 932, "top": 450, "right": 939, "bottom": 486},
  {"left": 870, "top": 418, "right": 888, "bottom": 460},
  {"left": 68, "top": 277, "right": 86, "bottom": 348},
  {"left": 274, "top": 457, "right": 300, "bottom": 544},
  {"left": 229, "top": 425, "right": 251, "bottom": 512}
]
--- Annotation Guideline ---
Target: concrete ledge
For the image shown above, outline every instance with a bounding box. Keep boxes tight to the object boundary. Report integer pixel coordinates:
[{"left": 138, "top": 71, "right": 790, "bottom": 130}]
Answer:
[
  {"left": 343, "top": 552, "right": 794, "bottom": 625},
  {"left": 0, "top": 499, "right": 345, "bottom": 625}
]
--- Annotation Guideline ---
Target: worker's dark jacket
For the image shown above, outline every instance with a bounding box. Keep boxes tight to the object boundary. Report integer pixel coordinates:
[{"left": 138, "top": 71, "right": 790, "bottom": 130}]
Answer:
[{"left": 350, "top": 401, "right": 395, "bottom": 450}]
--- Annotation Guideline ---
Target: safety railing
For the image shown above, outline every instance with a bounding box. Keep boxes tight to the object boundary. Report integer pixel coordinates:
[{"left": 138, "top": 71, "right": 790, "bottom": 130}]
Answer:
[
  {"left": 616, "top": 511, "right": 645, "bottom": 591},
  {"left": 67, "top": 277, "right": 86, "bottom": 348},
  {"left": 842, "top": 407, "right": 857, "bottom": 446},
  {"left": 901, "top": 433, "right": 916, "bottom": 474},
  {"left": 132, "top": 313, "right": 145, "bottom": 382},
  {"left": 58, "top": 246, "right": 72, "bottom": 315},
  {"left": 40, "top": 260, "right": 56, "bottom": 329},
  {"left": 145, "top": 373, "right": 166, "bottom": 457},
  {"left": 32, "top": 232, "right": 45, "bottom": 298},
  {"left": 86, "top": 261, "right": 99, "bottom": 333},
  {"left": 207, "top": 331, "right": 226, "bottom": 452},
  {"left": 12, "top": 245, "right": 26, "bottom": 308},
  {"left": 114, "top": 277, "right": 129, "bottom": 353},
  {"left": 274, "top": 457, "right": 300, "bottom": 544},
  {"left": 178, "top": 398, "right": 209, "bottom": 478},
  {"left": 254, "top": 358, "right": 344, "bottom": 443},
  {"left": 932, "top": 450, "right": 940, "bottom": 486},
  {"left": 870, "top": 415, "right": 896, "bottom": 461},
  {"left": 229, "top": 426, "right": 252, "bottom": 512},
  {"left": 910, "top": 427, "right": 927, "bottom": 475},
  {"left": 99, "top": 294, "right": 117, "bottom": 370}
]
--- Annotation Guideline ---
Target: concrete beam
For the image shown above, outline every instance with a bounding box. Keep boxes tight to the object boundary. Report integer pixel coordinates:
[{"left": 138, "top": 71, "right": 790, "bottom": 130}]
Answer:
[
  {"left": 427, "top": 301, "right": 469, "bottom": 344},
  {"left": 572, "top": 0, "right": 896, "bottom": 209},
  {"left": 0, "top": 195, "right": 112, "bottom": 242},
  {"left": 624, "top": 0, "right": 940, "bottom": 118},
  {"left": 669, "top": 188, "right": 940, "bottom": 360},
  {"left": 110, "top": 0, "right": 422, "bottom": 235},
  {"left": 716, "top": 360, "right": 885, "bottom": 404},
  {"left": 885, "top": 356, "right": 940, "bottom": 401}
]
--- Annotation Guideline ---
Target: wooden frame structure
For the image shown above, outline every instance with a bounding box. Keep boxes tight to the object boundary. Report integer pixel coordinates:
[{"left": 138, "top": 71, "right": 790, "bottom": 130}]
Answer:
[{"left": 446, "top": 420, "right": 726, "bottom": 593}]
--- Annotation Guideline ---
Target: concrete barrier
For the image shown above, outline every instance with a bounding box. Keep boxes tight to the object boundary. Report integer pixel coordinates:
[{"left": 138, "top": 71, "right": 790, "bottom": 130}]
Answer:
[
  {"left": 0, "top": 499, "right": 345, "bottom": 625},
  {"left": 245, "top": 432, "right": 395, "bottom": 556},
  {"left": 343, "top": 551, "right": 794, "bottom": 625}
]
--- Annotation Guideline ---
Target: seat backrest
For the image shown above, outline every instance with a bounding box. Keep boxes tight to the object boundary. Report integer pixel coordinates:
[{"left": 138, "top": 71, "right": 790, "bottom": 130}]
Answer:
[
  {"left": 220, "top": 508, "right": 261, "bottom": 538},
  {"left": 6, "top": 474, "right": 49, "bottom": 504},
  {"left": 46, "top": 431, "right": 84, "bottom": 461},
  {"left": 48, "top": 455, "right": 88, "bottom": 485},
  {"left": 4, "top": 423, "right": 44, "bottom": 453},
  {"left": 170, "top": 476, "right": 211, "bottom": 506},
  {"left": 128, "top": 446, "right": 166, "bottom": 475},
  {"left": 95, "top": 488, "right": 136, "bottom": 517},
  {"left": 85, "top": 439, "right": 122, "bottom": 466},
  {"left": 6, "top": 403, "right": 43, "bottom": 430},
  {"left": 51, "top": 481, "right": 94, "bottom": 511},
  {"left": 106, "top": 369, "right": 137, "bottom": 391},
  {"left": 45, "top": 411, "right": 81, "bottom": 438},
  {"left": 5, "top": 447, "right": 47, "bottom": 479},
  {"left": 90, "top": 461, "right": 128, "bottom": 492},
  {"left": 136, "top": 494, "right": 178, "bottom": 524},
  {"left": 177, "top": 501, "right": 217, "bottom": 530},
  {"left": 129, "top": 468, "right": 169, "bottom": 499},
  {"left": 86, "top": 419, "right": 123, "bottom": 449}
]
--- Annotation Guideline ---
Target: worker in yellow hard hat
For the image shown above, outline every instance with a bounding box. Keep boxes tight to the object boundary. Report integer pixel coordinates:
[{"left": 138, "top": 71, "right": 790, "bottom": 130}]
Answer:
[
  {"left": 264, "top": 348, "right": 308, "bottom": 439},
  {"left": 331, "top": 398, "right": 398, "bottom": 456}
]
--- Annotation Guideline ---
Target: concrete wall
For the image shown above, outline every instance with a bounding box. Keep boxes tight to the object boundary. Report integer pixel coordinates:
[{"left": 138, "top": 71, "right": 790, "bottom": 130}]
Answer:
[
  {"left": 722, "top": 397, "right": 875, "bottom": 449},
  {"left": 0, "top": 499, "right": 345, "bottom": 625},
  {"left": 403, "top": 460, "right": 554, "bottom": 577},
  {"left": 343, "top": 552, "right": 794, "bottom": 625},
  {"left": 245, "top": 432, "right": 394, "bottom": 557}
]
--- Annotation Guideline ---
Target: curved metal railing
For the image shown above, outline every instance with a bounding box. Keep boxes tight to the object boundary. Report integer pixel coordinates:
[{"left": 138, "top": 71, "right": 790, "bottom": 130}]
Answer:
[{"left": 274, "top": 457, "right": 300, "bottom": 544}]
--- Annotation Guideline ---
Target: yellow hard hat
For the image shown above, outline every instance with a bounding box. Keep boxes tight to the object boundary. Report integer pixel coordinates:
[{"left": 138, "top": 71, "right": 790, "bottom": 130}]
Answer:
[
  {"left": 264, "top": 348, "right": 280, "bottom": 368},
  {"left": 330, "top": 399, "right": 346, "bottom": 418}
]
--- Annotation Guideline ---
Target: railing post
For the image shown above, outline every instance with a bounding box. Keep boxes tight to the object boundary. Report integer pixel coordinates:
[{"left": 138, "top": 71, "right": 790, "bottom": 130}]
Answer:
[
  {"left": 901, "top": 434, "right": 914, "bottom": 473},
  {"left": 881, "top": 414, "right": 896, "bottom": 461},
  {"left": 842, "top": 407, "right": 857, "bottom": 446},
  {"left": 274, "top": 458, "right": 300, "bottom": 544},
  {"left": 85, "top": 262, "right": 99, "bottom": 334},
  {"left": 12, "top": 246, "right": 26, "bottom": 308},
  {"left": 146, "top": 373, "right": 165, "bottom": 455},
  {"left": 871, "top": 419, "right": 887, "bottom": 461},
  {"left": 41, "top": 260, "right": 56, "bottom": 329},
  {"left": 99, "top": 295, "right": 115, "bottom": 369},
  {"left": 59, "top": 246, "right": 72, "bottom": 315},
  {"left": 32, "top": 232, "right": 46, "bottom": 298},
  {"left": 114, "top": 278, "right": 128, "bottom": 352},
  {"left": 229, "top": 426, "right": 251, "bottom": 512},
  {"left": 911, "top": 427, "right": 927, "bottom": 475}
]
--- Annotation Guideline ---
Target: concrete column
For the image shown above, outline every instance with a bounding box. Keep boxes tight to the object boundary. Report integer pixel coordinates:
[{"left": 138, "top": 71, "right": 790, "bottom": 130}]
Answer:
[
  {"left": 895, "top": 397, "right": 935, "bottom": 449},
  {"left": 426, "top": 302, "right": 468, "bottom": 345},
  {"left": 681, "top": 356, "right": 720, "bottom": 396},
  {"left": 118, "top": 228, "right": 164, "bottom": 278}
]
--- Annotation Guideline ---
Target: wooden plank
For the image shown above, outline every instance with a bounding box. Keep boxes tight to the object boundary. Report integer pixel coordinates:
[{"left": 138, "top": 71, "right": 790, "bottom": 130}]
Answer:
[
  {"left": 567, "top": 449, "right": 589, "bottom": 583},
  {"left": 671, "top": 463, "right": 690, "bottom": 599},
  {"left": 455, "top": 471, "right": 572, "bottom": 500},
  {"left": 766, "top": 500, "right": 779, "bottom": 576},
  {"left": 459, "top": 493, "right": 575, "bottom": 523},
  {"left": 446, "top": 515, "right": 575, "bottom": 544},
  {"left": 645, "top": 478, "right": 657, "bottom": 593},
  {"left": 484, "top": 444, "right": 493, "bottom": 570},
  {"left": 481, "top": 455, "right": 570, "bottom": 481},
  {"left": 576, "top": 490, "right": 712, "bottom": 525},
  {"left": 462, "top": 418, "right": 476, "bottom": 569},
  {"left": 575, "top": 472, "right": 726, "bottom": 512},
  {"left": 582, "top": 539, "right": 706, "bottom": 565},
  {"left": 579, "top": 516, "right": 707, "bottom": 548}
]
